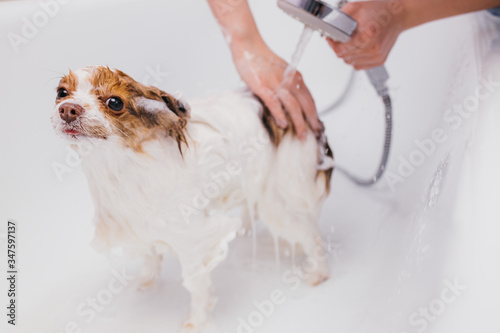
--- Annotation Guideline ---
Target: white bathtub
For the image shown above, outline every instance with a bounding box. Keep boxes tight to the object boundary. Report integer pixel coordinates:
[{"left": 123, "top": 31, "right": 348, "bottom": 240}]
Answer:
[{"left": 0, "top": 1, "right": 499, "bottom": 332}]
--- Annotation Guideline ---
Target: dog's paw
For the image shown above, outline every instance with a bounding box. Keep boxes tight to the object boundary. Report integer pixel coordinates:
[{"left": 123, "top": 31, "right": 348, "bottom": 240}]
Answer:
[
  {"left": 181, "top": 322, "right": 198, "bottom": 333},
  {"left": 181, "top": 310, "right": 212, "bottom": 333},
  {"left": 134, "top": 274, "right": 161, "bottom": 292},
  {"left": 308, "top": 271, "right": 329, "bottom": 286},
  {"left": 307, "top": 262, "right": 330, "bottom": 286},
  {"left": 181, "top": 320, "right": 206, "bottom": 333}
]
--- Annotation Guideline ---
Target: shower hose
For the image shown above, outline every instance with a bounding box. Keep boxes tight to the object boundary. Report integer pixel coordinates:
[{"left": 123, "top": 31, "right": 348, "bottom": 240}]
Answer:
[{"left": 319, "top": 68, "right": 393, "bottom": 187}]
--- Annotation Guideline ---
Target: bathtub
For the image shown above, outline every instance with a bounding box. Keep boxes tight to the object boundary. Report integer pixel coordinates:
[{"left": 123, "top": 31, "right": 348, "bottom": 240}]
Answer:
[{"left": 0, "top": 0, "right": 499, "bottom": 332}]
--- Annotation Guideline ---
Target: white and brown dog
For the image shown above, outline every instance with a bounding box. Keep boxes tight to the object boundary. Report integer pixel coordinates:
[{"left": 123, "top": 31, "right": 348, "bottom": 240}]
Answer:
[{"left": 52, "top": 66, "right": 333, "bottom": 331}]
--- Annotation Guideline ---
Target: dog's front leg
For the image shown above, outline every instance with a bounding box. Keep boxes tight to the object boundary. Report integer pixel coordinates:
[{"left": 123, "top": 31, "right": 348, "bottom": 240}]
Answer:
[
  {"left": 180, "top": 260, "right": 215, "bottom": 332},
  {"left": 177, "top": 214, "right": 241, "bottom": 331},
  {"left": 137, "top": 249, "right": 163, "bottom": 291}
]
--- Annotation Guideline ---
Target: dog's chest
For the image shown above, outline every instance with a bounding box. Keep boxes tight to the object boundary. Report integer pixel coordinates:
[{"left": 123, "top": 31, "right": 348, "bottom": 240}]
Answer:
[{"left": 82, "top": 141, "right": 189, "bottom": 224}]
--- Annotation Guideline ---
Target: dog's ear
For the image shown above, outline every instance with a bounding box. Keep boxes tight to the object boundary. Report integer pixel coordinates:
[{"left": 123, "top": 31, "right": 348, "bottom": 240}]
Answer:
[
  {"left": 133, "top": 85, "right": 190, "bottom": 125},
  {"left": 160, "top": 92, "right": 191, "bottom": 121},
  {"left": 132, "top": 87, "right": 190, "bottom": 150},
  {"left": 135, "top": 86, "right": 190, "bottom": 117}
]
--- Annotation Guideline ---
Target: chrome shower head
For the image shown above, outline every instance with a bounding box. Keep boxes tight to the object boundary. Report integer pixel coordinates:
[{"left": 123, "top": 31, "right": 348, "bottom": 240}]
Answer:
[{"left": 277, "top": 0, "right": 357, "bottom": 43}]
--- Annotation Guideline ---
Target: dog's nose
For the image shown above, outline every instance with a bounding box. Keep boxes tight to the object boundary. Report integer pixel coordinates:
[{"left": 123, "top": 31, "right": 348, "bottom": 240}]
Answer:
[{"left": 59, "top": 103, "right": 84, "bottom": 124}]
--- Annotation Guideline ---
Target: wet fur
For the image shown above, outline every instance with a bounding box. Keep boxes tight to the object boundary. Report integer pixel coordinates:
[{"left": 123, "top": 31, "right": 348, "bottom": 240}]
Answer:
[
  {"left": 258, "top": 97, "right": 334, "bottom": 193},
  {"left": 52, "top": 66, "right": 334, "bottom": 332}
]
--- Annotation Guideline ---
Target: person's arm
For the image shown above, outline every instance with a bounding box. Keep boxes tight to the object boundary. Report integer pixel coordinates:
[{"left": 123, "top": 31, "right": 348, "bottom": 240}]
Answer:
[
  {"left": 328, "top": 0, "right": 500, "bottom": 70},
  {"left": 206, "top": 0, "right": 322, "bottom": 139},
  {"left": 404, "top": 0, "right": 500, "bottom": 29}
]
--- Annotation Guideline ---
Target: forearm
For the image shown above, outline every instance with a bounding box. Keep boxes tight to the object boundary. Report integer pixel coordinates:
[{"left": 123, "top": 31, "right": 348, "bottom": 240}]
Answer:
[
  {"left": 206, "top": 0, "right": 323, "bottom": 136},
  {"left": 402, "top": 0, "right": 500, "bottom": 30},
  {"left": 206, "top": 0, "right": 263, "bottom": 50}
]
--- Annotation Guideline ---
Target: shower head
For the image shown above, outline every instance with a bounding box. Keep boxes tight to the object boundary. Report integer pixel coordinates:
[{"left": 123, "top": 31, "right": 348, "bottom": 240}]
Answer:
[
  {"left": 278, "top": 0, "right": 389, "bottom": 96},
  {"left": 277, "top": 0, "right": 357, "bottom": 43}
]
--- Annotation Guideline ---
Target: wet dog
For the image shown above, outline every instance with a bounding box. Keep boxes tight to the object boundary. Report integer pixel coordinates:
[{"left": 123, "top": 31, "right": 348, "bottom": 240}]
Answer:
[{"left": 52, "top": 66, "right": 333, "bottom": 331}]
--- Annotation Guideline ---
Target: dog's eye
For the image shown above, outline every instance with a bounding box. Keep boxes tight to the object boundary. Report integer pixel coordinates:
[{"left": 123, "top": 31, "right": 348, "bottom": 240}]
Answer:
[
  {"left": 57, "top": 88, "right": 69, "bottom": 99},
  {"left": 106, "top": 97, "right": 124, "bottom": 113}
]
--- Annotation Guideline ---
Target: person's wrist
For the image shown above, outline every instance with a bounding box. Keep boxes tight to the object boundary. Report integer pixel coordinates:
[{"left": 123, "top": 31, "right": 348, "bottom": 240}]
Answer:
[
  {"left": 399, "top": 0, "right": 434, "bottom": 30},
  {"left": 229, "top": 30, "right": 266, "bottom": 54},
  {"left": 392, "top": 0, "right": 412, "bottom": 32},
  {"left": 229, "top": 33, "right": 272, "bottom": 69}
]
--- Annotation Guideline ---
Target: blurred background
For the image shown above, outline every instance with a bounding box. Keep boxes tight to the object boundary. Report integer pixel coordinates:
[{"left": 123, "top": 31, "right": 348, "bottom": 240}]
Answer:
[{"left": 0, "top": 0, "right": 499, "bottom": 332}]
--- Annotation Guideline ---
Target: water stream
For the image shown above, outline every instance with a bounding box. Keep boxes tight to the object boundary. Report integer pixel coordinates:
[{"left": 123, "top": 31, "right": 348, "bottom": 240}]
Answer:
[{"left": 282, "top": 26, "right": 315, "bottom": 86}]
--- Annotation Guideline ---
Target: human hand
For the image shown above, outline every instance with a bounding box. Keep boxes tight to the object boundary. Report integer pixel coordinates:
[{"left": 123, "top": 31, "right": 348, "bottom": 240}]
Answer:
[
  {"left": 327, "top": 1, "right": 406, "bottom": 70},
  {"left": 230, "top": 36, "right": 322, "bottom": 140}
]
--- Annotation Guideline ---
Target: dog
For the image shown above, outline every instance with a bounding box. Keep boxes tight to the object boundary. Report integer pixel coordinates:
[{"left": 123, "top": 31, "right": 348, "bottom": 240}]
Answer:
[{"left": 52, "top": 66, "right": 334, "bottom": 331}]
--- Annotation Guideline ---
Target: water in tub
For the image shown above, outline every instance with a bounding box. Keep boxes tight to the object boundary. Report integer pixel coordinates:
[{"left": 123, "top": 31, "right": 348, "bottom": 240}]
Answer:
[{"left": 0, "top": 1, "right": 499, "bottom": 333}]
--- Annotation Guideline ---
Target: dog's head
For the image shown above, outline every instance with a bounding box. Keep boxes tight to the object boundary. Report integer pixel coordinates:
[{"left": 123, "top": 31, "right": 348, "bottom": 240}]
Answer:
[{"left": 52, "top": 66, "right": 190, "bottom": 152}]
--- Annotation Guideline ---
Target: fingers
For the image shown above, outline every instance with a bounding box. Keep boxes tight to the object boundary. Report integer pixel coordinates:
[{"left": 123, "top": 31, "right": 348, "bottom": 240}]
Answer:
[
  {"left": 350, "top": 55, "right": 388, "bottom": 70},
  {"left": 328, "top": 38, "right": 352, "bottom": 58},
  {"left": 339, "top": 1, "right": 357, "bottom": 16},
  {"left": 345, "top": 37, "right": 393, "bottom": 69},
  {"left": 291, "top": 76, "right": 321, "bottom": 136},
  {"left": 279, "top": 71, "right": 322, "bottom": 140},
  {"left": 328, "top": 38, "right": 353, "bottom": 57},
  {"left": 240, "top": 50, "right": 319, "bottom": 140},
  {"left": 256, "top": 88, "right": 288, "bottom": 129},
  {"left": 276, "top": 88, "right": 308, "bottom": 140},
  {"left": 259, "top": 72, "right": 320, "bottom": 141},
  {"left": 351, "top": 58, "right": 388, "bottom": 70},
  {"left": 327, "top": 36, "right": 387, "bottom": 70}
]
